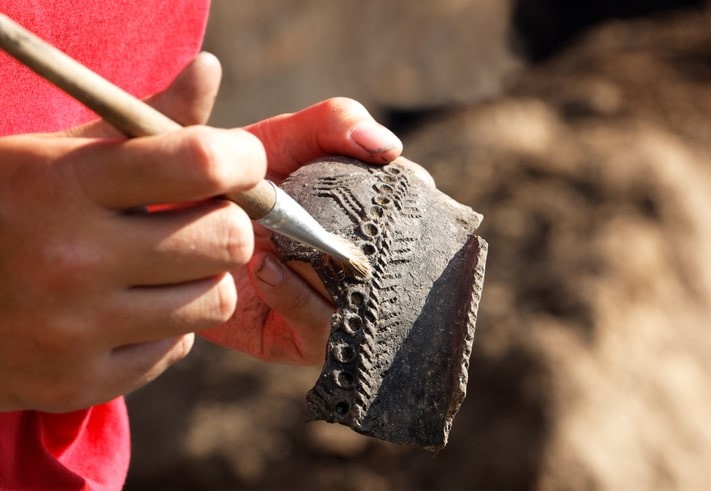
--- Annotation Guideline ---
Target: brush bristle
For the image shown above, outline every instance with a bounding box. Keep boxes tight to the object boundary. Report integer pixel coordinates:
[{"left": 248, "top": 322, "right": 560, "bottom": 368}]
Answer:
[
  {"left": 345, "top": 254, "right": 372, "bottom": 278},
  {"left": 327, "top": 233, "right": 372, "bottom": 278}
]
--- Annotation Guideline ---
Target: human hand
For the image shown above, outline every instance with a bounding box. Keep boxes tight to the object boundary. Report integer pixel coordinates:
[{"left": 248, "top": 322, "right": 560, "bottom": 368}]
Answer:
[
  {"left": 199, "top": 97, "right": 415, "bottom": 365},
  {"left": 0, "top": 53, "right": 264, "bottom": 411}
]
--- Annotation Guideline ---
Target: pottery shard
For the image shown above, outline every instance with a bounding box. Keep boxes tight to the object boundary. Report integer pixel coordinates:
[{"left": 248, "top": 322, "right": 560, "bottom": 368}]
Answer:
[{"left": 273, "top": 157, "right": 487, "bottom": 451}]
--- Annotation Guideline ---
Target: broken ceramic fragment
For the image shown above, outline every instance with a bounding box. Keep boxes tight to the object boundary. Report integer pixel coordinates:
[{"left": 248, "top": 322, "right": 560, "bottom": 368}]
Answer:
[{"left": 273, "top": 157, "right": 487, "bottom": 451}]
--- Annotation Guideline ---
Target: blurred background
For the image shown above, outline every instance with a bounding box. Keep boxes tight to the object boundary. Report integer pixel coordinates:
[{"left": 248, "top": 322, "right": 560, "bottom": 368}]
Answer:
[{"left": 125, "top": 1, "right": 711, "bottom": 490}]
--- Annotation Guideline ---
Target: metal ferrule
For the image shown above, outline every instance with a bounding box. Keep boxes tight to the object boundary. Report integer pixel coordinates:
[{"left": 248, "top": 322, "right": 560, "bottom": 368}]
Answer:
[{"left": 257, "top": 182, "right": 350, "bottom": 263}]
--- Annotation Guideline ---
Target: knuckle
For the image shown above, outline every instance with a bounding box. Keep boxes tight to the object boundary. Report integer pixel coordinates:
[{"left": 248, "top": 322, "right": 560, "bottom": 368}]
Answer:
[
  {"left": 231, "top": 128, "right": 267, "bottom": 184},
  {"left": 225, "top": 213, "right": 254, "bottom": 266},
  {"left": 39, "top": 315, "right": 91, "bottom": 357},
  {"left": 222, "top": 208, "right": 254, "bottom": 265},
  {"left": 170, "top": 334, "right": 195, "bottom": 362},
  {"left": 210, "top": 275, "right": 238, "bottom": 323},
  {"left": 42, "top": 240, "right": 102, "bottom": 289},
  {"left": 123, "top": 337, "right": 195, "bottom": 392},
  {"left": 184, "top": 127, "right": 230, "bottom": 189},
  {"left": 185, "top": 127, "right": 266, "bottom": 192},
  {"left": 148, "top": 336, "right": 195, "bottom": 373}
]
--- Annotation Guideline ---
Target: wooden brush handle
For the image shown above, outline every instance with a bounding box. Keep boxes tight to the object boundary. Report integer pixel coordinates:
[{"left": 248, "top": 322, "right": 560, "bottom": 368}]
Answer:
[{"left": 0, "top": 13, "right": 275, "bottom": 219}]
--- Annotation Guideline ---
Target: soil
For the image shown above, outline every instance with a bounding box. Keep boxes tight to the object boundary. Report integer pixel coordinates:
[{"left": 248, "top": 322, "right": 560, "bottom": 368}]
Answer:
[{"left": 125, "top": 2, "right": 711, "bottom": 490}]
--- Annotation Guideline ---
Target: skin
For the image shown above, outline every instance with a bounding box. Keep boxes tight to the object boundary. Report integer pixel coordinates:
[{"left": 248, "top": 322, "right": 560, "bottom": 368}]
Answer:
[{"left": 0, "top": 52, "right": 415, "bottom": 412}]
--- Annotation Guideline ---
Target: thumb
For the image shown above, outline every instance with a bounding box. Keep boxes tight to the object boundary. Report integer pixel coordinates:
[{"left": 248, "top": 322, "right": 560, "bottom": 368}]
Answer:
[{"left": 65, "top": 52, "right": 222, "bottom": 138}]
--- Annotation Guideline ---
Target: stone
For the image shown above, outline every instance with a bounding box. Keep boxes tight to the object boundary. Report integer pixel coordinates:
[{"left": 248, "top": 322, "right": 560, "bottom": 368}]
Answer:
[{"left": 273, "top": 157, "right": 488, "bottom": 451}]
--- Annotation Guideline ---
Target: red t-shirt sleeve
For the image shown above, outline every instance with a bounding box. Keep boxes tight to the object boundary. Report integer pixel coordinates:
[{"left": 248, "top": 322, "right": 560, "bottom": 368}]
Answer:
[
  {"left": 0, "top": 0, "right": 210, "bottom": 135},
  {"left": 0, "top": 399, "right": 130, "bottom": 491},
  {"left": 0, "top": 1, "right": 210, "bottom": 490}
]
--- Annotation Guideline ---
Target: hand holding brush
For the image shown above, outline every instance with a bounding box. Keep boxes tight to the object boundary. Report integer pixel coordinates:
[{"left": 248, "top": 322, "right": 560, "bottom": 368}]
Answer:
[
  {"left": 0, "top": 13, "right": 402, "bottom": 411},
  {"left": 0, "top": 13, "right": 375, "bottom": 277}
]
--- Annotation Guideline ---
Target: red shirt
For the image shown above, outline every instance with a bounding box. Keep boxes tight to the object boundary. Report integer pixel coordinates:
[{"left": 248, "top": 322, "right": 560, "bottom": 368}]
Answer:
[
  {"left": 0, "top": 1, "right": 209, "bottom": 489},
  {"left": 0, "top": 0, "right": 209, "bottom": 135}
]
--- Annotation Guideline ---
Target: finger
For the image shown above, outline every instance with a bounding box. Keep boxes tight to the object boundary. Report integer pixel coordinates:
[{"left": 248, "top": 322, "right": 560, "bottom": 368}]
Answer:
[
  {"left": 105, "top": 334, "right": 195, "bottom": 398},
  {"left": 71, "top": 126, "right": 266, "bottom": 209},
  {"left": 67, "top": 52, "right": 222, "bottom": 138},
  {"left": 111, "top": 273, "right": 238, "bottom": 346},
  {"left": 245, "top": 97, "right": 403, "bottom": 180},
  {"left": 248, "top": 253, "right": 334, "bottom": 365},
  {"left": 109, "top": 201, "right": 253, "bottom": 286},
  {"left": 41, "top": 333, "right": 196, "bottom": 411},
  {"left": 147, "top": 52, "right": 222, "bottom": 126}
]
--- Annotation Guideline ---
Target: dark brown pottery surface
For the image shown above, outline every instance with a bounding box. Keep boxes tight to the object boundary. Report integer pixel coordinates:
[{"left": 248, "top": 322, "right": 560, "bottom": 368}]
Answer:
[{"left": 274, "top": 157, "right": 487, "bottom": 450}]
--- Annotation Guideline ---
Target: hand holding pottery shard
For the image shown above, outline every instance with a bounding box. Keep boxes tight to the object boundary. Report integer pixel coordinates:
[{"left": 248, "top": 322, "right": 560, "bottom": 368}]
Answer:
[{"left": 273, "top": 157, "right": 487, "bottom": 451}]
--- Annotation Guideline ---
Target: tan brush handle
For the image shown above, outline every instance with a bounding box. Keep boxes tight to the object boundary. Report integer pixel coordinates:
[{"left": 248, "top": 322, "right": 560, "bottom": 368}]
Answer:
[{"left": 0, "top": 13, "right": 275, "bottom": 219}]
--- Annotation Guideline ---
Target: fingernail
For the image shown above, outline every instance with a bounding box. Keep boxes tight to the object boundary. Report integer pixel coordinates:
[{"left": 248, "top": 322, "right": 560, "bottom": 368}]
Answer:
[
  {"left": 351, "top": 121, "right": 402, "bottom": 154},
  {"left": 256, "top": 255, "right": 284, "bottom": 287}
]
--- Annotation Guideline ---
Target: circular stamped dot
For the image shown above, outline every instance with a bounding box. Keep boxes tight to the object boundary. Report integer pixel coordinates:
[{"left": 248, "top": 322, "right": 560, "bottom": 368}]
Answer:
[
  {"left": 361, "top": 242, "right": 377, "bottom": 256},
  {"left": 383, "top": 165, "right": 403, "bottom": 176},
  {"left": 331, "top": 342, "right": 357, "bottom": 363},
  {"left": 373, "top": 182, "right": 395, "bottom": 194},
  {"left": 335, "top": 401, "right": 350, "bottom": 417},
  {"left": 333, "top": 370, "right": 355, "bottom": 389},
  {"left": 373, "top": 195, "right": 393, "bottom": 207},
  {"left": 367, "top": 205, "right": 385, "bottom": 220},
  {"left": 343, "top": 313, "right": 363, "bottom": 334},
  {"left": 360, "top": 221, "right": 380, "bottom": 238},
  {"left": 345, "top": 288, "right": 367, "bottom": 307}
]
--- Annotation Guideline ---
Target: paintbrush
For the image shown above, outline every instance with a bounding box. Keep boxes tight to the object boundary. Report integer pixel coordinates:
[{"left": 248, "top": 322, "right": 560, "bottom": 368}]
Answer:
[{"left": 0, "top": 13, "right": 371, "bottom": 277}]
